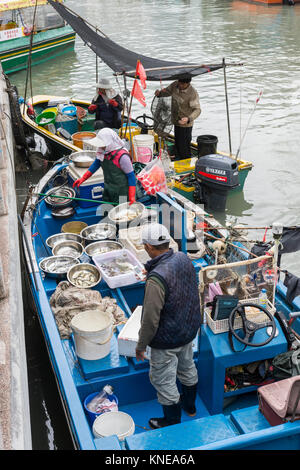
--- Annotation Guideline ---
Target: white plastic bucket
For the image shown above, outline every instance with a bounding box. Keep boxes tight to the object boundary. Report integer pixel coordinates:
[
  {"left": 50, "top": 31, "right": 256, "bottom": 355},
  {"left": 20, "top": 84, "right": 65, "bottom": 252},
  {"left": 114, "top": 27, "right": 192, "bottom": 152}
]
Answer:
[
  {"left": 92, "top": 411, "right": 135, "bottom": 441},
  {"left": 70, "top": 310, "right": 113, "bottom": 360},
  {"left": 133, "top": 134, "right": 154, "bottom": 164}
]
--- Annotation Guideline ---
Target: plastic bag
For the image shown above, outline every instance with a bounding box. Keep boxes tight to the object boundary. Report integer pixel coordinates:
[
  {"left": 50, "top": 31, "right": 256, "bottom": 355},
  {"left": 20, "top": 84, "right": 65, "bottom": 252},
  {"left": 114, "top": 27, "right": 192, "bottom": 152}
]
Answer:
[{"left": 136, "top": 157, "right": 168, "bottom": 195}]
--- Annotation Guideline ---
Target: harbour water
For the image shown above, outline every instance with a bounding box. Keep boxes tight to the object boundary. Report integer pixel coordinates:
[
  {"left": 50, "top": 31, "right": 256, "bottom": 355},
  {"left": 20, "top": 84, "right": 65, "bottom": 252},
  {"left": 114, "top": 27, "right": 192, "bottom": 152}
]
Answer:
[{"left": 10, "top": 0, "right": 300, "bottom": 449}]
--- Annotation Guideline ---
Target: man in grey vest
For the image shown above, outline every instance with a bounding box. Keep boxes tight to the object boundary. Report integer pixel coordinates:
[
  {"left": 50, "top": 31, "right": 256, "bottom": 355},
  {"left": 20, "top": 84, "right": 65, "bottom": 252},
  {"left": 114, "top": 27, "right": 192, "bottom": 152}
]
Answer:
[{"left": 136, "top": 223, "right": 201, "bottom": 429}]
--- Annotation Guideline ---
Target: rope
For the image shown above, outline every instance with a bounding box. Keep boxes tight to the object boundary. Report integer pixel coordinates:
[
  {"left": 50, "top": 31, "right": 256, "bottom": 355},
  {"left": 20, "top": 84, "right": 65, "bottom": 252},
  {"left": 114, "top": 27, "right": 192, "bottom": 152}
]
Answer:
[{"left": 24, "top": 0, "right": 38, "bottom": 107}]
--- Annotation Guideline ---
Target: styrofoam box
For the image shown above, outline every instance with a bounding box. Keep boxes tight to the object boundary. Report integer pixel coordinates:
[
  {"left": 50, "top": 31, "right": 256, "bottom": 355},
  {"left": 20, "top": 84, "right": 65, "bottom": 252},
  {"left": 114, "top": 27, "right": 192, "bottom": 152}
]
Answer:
[
  {"left": 92, "top": 249, "right": 144, "bottom": 288},
  {"left": 118, "top": 306, "right": 150, "bottom": 358},
  {"left": 67, "top": 162, "right": 104, "bottom": 208},
  {"left": 118, "top": 224, "right": 178, "bottom": 264}
]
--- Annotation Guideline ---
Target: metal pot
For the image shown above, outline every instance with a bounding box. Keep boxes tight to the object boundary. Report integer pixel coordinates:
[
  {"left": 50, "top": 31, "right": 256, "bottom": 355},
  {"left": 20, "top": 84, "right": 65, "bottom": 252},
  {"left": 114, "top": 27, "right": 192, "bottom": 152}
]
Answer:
[
  {"left": 84, "top": 240, "right": 123, "bottom": 257},
  {"left": 52, "top": 240, "right": 84, "bottom": 259},
  {"left": 39, "top": 256, "right": 80, "bottom": 279},
  {"left": 70, "top": 151, "right": 97, "bottom": 168},
  {"left": 80, "top": 223, "right": 117, "bottom": 245},
  {"left": 108, "top": 202, "right": 146, "bottom": 227},
  {"left": 67, "top": 263, "right": 101, "bottom": 289},
  {"left": 46, "top": 232, "right": 83, "bottom": 249},
  {"left": 44, "top": 186, "right": 76, "bottom": 209}
]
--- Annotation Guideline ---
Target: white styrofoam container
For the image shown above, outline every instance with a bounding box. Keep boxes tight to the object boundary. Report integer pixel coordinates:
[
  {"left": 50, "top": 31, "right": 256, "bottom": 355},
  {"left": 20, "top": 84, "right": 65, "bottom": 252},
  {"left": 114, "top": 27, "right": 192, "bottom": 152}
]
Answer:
[
  {"left": 117, "top": 306, "right": 150, "bottom": 358},
  {"left": 92, "top": 249, "right": 144, "bottom": 288},
  {"left": 118, "top": 224, "right": 178, "bottom": 264}
]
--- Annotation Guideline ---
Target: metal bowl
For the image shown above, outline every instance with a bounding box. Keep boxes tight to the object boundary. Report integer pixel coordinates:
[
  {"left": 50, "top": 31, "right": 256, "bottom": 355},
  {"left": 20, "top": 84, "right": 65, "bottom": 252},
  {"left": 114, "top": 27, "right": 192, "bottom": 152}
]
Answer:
[
  {"left": 70, "top": 151, "right": 97, "bottom": 168},
  {"left": 67, "top": 263, "right": 101, "bottom": 289},
  {"left": 39, "top": 256, "right": 80, "bottom": 279},
  {"left": 80, "top": 223, "right": 117, "bottom": 245},
  {"left": 84, "top": 240, "right": 123, "bottom": 257},
  {"left": 44, "top": 186, "right": 76, "bottom": 209},
  {"left": 46, "top": 232, "right": 83, "bottom": 249},
  {"left": 108, "top": 202, "right": 146, "bottom": 225},
  {"left": 52, "top": 240, "right": 84, "bottom": 259}
]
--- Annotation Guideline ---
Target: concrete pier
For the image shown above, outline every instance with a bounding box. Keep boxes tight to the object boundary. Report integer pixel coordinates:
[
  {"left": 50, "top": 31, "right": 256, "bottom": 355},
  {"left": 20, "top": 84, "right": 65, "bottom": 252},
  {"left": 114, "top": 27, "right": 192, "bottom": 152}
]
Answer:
[{"left": 0, "top": 67, "right": 31, "bottom": 449}]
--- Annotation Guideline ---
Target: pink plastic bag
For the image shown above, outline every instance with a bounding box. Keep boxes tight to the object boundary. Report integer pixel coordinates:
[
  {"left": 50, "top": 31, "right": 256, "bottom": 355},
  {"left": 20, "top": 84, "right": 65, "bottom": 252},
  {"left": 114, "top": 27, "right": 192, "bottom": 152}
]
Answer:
[{"left": 137, "top": 158, "right": 168, "bottom": 195}]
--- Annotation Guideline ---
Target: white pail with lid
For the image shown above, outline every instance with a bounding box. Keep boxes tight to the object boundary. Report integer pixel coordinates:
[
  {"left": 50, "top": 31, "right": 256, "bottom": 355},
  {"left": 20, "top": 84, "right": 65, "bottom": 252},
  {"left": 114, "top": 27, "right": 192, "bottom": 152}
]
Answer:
[
  {"left": 70, "top": 309, "right": 113, "bottom": 360},
  {"left": 92, "top": 411, "right": 135, "bottom": 441},
  {"left": 133, "top": 134, "right": 154, "bottom": 164}
]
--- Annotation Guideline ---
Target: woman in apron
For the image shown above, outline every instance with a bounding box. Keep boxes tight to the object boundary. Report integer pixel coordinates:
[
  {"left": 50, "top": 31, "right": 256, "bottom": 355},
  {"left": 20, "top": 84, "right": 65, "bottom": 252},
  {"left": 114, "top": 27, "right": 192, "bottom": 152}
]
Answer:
[{"left": 72, "top": 128, "right": 136, "bottom": 205}]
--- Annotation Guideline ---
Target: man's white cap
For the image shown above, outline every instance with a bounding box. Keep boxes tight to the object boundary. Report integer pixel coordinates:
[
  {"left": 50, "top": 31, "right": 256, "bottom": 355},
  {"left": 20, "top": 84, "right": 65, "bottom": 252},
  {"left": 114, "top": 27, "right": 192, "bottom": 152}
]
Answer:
[
  {"left": 95, "top": 78, "right": 112, "bottom": 89},
  {"left": 85, "top": 129, "right": 106, "bottom": 148},
  {"left": 141, "top": 223, "right": 171, "bottom": 246}
]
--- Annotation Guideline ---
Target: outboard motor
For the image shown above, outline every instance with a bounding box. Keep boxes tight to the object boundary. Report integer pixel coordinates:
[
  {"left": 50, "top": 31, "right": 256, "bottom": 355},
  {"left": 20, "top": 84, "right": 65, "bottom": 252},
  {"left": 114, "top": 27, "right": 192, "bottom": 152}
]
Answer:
[{"left": 195, "top": 154, "right": 239, "bottom": 212}]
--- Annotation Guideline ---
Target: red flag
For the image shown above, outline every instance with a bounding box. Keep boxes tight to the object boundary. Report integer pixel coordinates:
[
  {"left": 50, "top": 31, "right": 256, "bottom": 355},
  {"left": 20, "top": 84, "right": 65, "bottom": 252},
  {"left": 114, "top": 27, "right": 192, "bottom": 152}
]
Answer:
[
  {"left": 131, "top": 79, "right": 146, "bottom": 107},
  {"left": 136, "top": 60, "right": 147, "bottom": 89}
]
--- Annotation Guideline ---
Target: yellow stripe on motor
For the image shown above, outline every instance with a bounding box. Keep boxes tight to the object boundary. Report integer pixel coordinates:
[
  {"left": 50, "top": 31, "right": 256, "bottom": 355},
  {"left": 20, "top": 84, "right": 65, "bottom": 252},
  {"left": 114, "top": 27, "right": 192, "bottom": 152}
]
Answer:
[{"left": 0, "top": 35, "right": 76, "bottom": 60}]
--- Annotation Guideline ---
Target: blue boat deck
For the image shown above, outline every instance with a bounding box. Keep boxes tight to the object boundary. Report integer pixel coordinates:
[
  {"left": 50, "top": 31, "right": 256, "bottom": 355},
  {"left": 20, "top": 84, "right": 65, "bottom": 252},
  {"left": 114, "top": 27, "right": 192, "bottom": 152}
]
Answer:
[{"left": 26, "top": 163, "right": 300, "bottom": 450}]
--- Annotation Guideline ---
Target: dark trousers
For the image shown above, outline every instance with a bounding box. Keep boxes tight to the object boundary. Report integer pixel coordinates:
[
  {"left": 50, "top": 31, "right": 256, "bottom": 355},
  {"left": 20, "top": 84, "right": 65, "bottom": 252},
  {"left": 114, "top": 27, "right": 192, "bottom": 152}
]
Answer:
[
  {"left": 94, "top": 120, "right": 113, "bottom": 130},
  {"left": 174, "top": 125, "right": 192, "bottom": 160}
]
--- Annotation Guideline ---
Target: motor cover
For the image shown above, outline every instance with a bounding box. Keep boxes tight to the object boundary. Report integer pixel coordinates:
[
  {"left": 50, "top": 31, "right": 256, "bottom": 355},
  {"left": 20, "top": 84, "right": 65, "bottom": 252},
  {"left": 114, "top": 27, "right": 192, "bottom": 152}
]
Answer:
[{"left": 195, "top": 154, "right": 239, "bottom": 189}]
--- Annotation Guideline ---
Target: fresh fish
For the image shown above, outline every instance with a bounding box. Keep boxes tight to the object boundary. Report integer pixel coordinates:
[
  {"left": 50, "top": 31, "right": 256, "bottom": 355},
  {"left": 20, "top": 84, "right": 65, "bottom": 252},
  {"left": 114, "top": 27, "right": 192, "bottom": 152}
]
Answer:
[{"left": 70, "top": 270, "right": 98, "bottom": 287}]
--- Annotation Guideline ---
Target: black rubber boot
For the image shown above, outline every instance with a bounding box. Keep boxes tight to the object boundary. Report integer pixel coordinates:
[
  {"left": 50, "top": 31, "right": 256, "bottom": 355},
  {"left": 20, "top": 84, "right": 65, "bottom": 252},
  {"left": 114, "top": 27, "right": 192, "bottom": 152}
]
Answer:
[
  {"left": 149, "top": 402, "right": 181, "bottom": 429},
  {"left": 180, "top": 383, "right": 198, "bottom": 417}
]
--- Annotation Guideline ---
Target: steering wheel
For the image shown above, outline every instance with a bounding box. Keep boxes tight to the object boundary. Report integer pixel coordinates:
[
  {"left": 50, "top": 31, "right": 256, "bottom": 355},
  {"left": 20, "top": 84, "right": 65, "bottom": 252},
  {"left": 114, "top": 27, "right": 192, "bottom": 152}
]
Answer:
[
  {"left": 228, "top": 303, "right": 277, "bottom": 349},
  {"left": 135, "top": 114, "right": 154, "bottom": 131}
]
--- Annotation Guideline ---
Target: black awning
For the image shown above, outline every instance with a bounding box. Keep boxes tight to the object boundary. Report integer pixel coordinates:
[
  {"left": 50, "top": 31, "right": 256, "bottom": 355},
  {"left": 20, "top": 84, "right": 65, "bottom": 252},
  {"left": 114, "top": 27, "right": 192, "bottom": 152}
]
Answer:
[{"left": 48, "top": 0, "right": 224, "bottom": 81}]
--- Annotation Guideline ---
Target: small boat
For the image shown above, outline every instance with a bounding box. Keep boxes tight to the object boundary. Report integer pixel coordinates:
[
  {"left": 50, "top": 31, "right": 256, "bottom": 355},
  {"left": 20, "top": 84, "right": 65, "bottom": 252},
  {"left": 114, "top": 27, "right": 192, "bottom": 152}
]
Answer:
[
  {"left": 20, "top": 154, "right": 300, "bottom": 450},
  {"left": 0, "top": 0, "right": 75, "bottom": 75},
  {"left": 20, "top": 94, "right": 253, "bottom": 199},
  {"left": 16, "top": 0, "right": 252, "bottom": 205}
]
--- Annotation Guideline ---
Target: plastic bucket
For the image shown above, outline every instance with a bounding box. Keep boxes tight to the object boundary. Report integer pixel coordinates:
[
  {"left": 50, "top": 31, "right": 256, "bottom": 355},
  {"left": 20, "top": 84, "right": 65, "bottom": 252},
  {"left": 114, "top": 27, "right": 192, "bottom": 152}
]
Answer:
[
  {"left": 70, "top": 310, "right": 113, "bottom": 360},
  {"left": 35, "top": 111, "right": 56, "bottom": 127},
  {"left": 61, "top": 104, "right": 77, "bottom": 117},
  {"left": 72, "top": 131, "right": 96, "bottom": 149},
  {"left": 120, "top": 123, "right": 141, "bottom": 140},
  {"left": 92, "top": 411, "right": 135, "bottom": 441},
  {"left": 45, "top": 107, "right": 58, "bottom": 115},
  {"left": 133, "top": 134, "right": 154, "bottom": 164},
  {"left": 84, "top": 392, "right": 119, "bottom": 425},
  {"left": 197, "top": 135, "right": 218, "bottom": 158}
]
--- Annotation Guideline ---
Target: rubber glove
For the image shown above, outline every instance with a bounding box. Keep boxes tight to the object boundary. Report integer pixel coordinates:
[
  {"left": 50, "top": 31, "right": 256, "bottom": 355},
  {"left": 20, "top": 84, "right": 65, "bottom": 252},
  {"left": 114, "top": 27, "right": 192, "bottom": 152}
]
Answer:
[
  {"left": 73, "top": 170, "right": 92, "bottom": 189},
  {"left": 108, "top": 99, "right": 118, "bottom": 107},
  {"left": 128, "top": 186, "right": 136, "bottom": 205},
  {"left": 88, "top": 104, "right": 97, "bottom": 113}
]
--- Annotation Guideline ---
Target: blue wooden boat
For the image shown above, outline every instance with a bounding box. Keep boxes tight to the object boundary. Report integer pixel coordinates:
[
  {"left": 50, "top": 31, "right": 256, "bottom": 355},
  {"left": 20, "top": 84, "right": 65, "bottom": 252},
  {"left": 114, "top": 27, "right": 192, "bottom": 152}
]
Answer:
[{"left": 20, "top": 156, "right": 300, "bottom": 451}]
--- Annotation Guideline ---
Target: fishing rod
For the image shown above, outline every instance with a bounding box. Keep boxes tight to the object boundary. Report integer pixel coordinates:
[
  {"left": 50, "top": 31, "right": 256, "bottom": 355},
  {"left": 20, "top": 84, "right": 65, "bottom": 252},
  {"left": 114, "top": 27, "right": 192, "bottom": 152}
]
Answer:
[{"left": 235, "top": 90, "right": 263, "bottom": 160}]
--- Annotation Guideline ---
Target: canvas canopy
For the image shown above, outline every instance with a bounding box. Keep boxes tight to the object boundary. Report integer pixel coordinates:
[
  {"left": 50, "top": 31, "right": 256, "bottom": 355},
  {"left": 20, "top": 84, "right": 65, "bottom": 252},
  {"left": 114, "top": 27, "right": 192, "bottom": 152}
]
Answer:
[{"left": 48, "top": 0, "right": 224, "bottom": 81}]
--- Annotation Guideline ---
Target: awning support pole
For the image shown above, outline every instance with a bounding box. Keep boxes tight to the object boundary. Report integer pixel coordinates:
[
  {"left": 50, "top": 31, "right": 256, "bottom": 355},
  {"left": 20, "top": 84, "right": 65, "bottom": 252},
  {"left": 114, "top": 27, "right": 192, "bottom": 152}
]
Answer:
[{"left": 223, "top": 58, "right": 232, "bottom": 156}]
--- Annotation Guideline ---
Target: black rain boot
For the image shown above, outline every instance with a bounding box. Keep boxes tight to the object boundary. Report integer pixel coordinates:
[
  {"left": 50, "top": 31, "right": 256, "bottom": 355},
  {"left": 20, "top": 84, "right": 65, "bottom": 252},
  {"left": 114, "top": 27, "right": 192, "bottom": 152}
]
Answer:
[
  {"left": 149, "top": 402, "right": 181, "bottom": 429},
  {"left": 180, "top": 383, "right": 198, "bottom": 417}
]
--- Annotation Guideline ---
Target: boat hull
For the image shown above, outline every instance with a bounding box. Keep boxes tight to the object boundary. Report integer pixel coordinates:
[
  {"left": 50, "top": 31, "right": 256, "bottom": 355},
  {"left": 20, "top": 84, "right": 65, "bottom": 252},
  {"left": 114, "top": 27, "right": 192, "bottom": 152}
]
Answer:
[{"left": 0, "top": 26, "right": 75, "bottom": 74}]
